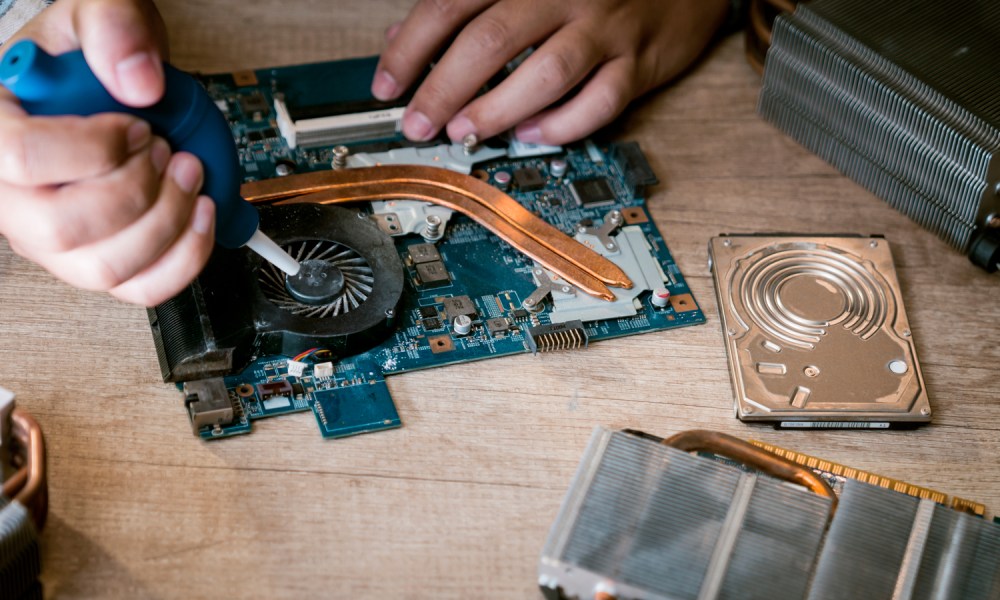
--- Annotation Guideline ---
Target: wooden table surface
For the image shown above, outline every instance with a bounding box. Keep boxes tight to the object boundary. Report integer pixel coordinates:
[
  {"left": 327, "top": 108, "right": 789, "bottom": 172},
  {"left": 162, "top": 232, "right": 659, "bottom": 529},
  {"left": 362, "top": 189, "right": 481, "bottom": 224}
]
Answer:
[{"left": 1, "top": 1, "right": 998, "bottom": 598}]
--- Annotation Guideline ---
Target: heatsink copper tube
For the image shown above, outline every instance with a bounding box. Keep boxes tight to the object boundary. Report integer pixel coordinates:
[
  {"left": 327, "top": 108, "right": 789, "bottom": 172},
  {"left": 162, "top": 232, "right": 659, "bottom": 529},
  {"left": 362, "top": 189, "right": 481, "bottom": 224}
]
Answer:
[
  {"left": 241, "top": 165, "right": 634, "bottom": 301},
  {"left": 2, "top": 408, "right": 47, "bottom": 530},
  {"left": 663, "top": 429, "right": 837, "bottom": 510}
]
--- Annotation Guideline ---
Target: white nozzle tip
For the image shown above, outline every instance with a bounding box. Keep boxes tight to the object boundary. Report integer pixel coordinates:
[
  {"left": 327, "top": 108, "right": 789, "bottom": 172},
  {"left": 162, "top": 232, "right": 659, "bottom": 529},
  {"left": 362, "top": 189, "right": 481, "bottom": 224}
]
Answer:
[{"left": 245, "top": 228, "right": 300, "bottom": 276}]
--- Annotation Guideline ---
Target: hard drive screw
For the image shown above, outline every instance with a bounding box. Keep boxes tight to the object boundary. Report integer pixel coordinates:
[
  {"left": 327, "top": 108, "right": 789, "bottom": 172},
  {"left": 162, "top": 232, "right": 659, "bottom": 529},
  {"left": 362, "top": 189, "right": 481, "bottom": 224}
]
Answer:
[
  {"left": 986, "top": 213, "right": 1000, "bottom": 228},
  {"left": 870, "top": 240, "right": 878, "bottom": 248},
  {"left": 744, "top": 406, "right": 754, "bottom": 415},
  {"left": 723, "top": 239, "right": 732, "bottom": 247},
  {"left": 727, "top": 329, "right": 735, "bottom": 336},
  {"left": 903, "top": 329, "right": 911, "bottom": 337},
  {"left": 921, "top": 408, "right": 931, "bottom": 416},
  {"left": 332, "top": 145, "right": 350, "bottom": 169}
]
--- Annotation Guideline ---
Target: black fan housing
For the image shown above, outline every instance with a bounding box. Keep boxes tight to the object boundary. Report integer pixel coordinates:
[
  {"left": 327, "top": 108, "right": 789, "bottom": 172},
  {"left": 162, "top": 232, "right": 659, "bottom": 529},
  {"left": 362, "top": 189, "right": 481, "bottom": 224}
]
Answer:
[{"left": 148, "top": 204, "right": 404, "bottom": 382}]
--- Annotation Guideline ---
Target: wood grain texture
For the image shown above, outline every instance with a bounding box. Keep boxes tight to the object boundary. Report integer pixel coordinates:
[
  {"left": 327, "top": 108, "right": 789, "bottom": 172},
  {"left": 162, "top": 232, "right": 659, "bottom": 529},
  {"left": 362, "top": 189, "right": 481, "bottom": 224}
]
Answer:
[{"left": 0, "top": 1, "right": 997, "bottom": 597}]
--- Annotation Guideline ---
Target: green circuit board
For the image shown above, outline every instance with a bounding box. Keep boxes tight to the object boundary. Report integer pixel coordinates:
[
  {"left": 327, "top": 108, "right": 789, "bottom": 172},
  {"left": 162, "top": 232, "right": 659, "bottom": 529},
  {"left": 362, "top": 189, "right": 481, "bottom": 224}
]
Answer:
[{"left": 181, "top": 57, "right": 705, "bottom": 440}]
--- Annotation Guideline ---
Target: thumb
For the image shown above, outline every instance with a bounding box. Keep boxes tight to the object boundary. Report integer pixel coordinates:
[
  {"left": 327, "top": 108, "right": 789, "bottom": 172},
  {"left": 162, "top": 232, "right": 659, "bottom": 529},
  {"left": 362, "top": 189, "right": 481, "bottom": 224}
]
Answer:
[{"left": 74, "top": 0, "right": 168, "bottom": 107}]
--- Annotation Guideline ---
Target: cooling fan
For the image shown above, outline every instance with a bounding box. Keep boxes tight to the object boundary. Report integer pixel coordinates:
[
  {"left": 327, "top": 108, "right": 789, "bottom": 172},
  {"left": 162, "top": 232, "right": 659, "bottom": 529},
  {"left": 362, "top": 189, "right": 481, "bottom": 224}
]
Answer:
[
  {"left": 709, "top": 235, "right": 930, "bottom": 428},
  {"left": 148, "top": 204, "right": 404, "bottom": 383}
]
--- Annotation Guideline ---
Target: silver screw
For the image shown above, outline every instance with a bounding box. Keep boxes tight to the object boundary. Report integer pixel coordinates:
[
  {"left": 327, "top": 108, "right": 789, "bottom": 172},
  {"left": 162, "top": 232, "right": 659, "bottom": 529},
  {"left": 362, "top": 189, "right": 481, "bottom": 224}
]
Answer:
[
  {"left": 609, "top": 210, "right": 622, "bottom": 224},
  {"left": 804, "top": 365, "right": 820, "bottom": 377},
  {"left": 920, "top": 407, "right": 931, "bottom": 416},
  {"left": 422, "top": 214, "right": 443, "bottom": 240},
  {"left": 332, "top": 145, "right": 350, "bottom": 169},
  {"left": 727, "top": 329, "right": 736, "bottom": 336},
  {"left": 385, "top": 308, "right": 395, "bottom": 318},
  {"left": 462, "top": 133, "right": 478, "bottom": 155},
  {"left": 524, "top": 298, "right": 535, "bottom": 307},
  {"left": 903, "top": 329, "right": 911, "bottom": 337},
  {"left": 870, "top": 240, "right": 878, "bottom": 248},
  {"left": 560, "top": 286, "right": 571, "bottom": 293},
  {"left": 606, "top": 243, "right": 616, "bottom": 250},
  {"left": 744, "top": 406, "right": 755, "bottom": 415},
  {"left": 986, "top": 213, "right": 1000, "bottom": 228},
  {"left": 723, "top": 239, "right": 732, "bottom": 247}
]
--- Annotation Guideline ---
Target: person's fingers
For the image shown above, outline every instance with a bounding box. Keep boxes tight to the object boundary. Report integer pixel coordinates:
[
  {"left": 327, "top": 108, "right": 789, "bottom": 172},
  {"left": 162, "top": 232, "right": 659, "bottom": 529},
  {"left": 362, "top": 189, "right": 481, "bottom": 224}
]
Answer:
[
  {"left": 384, "top": 21, "right": 402, "bottom": 43},
  {"left": 371, "top": 0, "right": 495, "bottom": 102},
  {"left": 73, "top": 0, "right": 168, "bottom": 107},
  {"left": 401, "top": 1, "right": 564, "bottom": 141},
  {"left": 109, "top": 195, "right": 215, "bottom": 306},
  {"left": 22, "top": 152, "right": 204, "bottom": 293},
  {"left": 0, "top": 137, "right": 169, "bottom": 254},
  {"left": 445, "top": 23, "right": 601, "bottom": 142},
  {"left": 0, "top": 111, "right": 151, "bottom": 185},
  {"left": 514, "top": 58, "right": 635, "bottom": 146}
]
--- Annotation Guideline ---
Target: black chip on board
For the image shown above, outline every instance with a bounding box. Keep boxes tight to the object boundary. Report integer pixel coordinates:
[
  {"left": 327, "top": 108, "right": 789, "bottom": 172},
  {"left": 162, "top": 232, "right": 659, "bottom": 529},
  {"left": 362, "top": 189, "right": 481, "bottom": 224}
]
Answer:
[
  {"left": 415, "top": 261, "right": 451, "bottom": 287},
  {"left": 569, "top": 177, "right": 616, "bottom": 206},
  {"left": 409, "top": 243, "right": 441, "bottom": 264},
  {"left": 419, "top": 306, "right": 438, "bottom": 318},
  {"left": 247, "top": 131, "right": 264, "bottom": 142},
  {"left": 514, "top": 167, "right": 545, "bottom": 192},
  {"left": 239, "top": 93, "right": 270, "bottom": 116},
  {"left": 511, "top": 309, "right": 529, "bottom": 320},
  {"left": 486, "top": 318, "right": 510, "bottom": 336},
  {"left": 422, "top": 317, "right": 443, "bottom": 331},
  {"left": 443, "top": 295, "right": 477, "bottom": 319}
]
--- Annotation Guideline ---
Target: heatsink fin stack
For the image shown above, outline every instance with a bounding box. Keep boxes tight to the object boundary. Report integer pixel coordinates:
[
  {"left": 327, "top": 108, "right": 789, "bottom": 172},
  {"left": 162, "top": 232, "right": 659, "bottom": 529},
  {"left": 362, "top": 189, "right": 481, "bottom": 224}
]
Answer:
[{"left": 758, "top": 0, "right": 1000, "bottom": 271}]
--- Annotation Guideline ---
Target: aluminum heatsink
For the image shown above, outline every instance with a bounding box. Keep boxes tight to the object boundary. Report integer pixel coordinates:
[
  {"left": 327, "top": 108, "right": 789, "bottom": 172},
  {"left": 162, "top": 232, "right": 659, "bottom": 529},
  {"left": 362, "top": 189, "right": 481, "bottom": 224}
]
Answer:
[
  {"left": 758, "top": 0, "right": 1000, "bottom": 271},
  {"left": 539, "top": 428, "right": 1000, "bottom": 599}
]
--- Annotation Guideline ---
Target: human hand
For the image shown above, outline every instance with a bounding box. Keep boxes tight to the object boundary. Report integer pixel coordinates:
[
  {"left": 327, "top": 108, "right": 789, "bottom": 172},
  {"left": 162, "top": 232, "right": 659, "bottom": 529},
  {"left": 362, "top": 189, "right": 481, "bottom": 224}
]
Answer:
[
  {"left": 0, "top": 0, "right": 215, "bottom": 306},
  {"left": 372, "top": 0, "right": 730, "bottom": 146}
]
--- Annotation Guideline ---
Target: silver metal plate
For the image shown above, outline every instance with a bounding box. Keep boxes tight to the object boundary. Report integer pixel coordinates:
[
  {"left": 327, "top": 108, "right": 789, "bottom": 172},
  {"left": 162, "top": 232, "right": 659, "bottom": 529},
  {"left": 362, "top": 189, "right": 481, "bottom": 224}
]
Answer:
[{"left": 709, "top": 235, "right": 930, "bottom": 426}]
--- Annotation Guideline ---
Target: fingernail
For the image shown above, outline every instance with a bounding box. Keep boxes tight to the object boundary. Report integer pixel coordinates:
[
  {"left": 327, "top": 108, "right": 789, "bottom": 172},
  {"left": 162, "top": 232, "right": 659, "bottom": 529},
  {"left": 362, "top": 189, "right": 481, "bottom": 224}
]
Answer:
[
  {"left": 402, "top": 109, "right": 435, "bottom": 141},
  {"left": 447, "top": 115, "right": 476, "bottom": 142},
  {"left": 116, "top": 51, "right": 163, "bottom": 105},
  {"left": 150, "top": 138, "right": 170, "bottom": 174},
  {"left": 192, "top": 195, "right": 215, "bottom": 236},
  {"left": 171, "top": 155, "right": 203, "bottom": 194},
  {"left": 127, "top": 120, "right": 151, "bottom": 152},
  {"left": 371, "top": 69, "right": 399, "bottom": 100},
  {"left": 515, "top": 120, "right": 543, "bottom": 143}
]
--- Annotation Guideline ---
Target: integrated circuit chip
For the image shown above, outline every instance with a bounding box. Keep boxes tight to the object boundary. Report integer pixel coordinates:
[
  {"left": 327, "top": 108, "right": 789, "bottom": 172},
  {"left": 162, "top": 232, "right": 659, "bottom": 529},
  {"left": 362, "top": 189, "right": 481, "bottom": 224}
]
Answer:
[
  {"left": 408, "top": 243, "right": 441, "bottom": 264},
  {"left": 486, "top": 318, "right": 510, "bottom": 336},
  {"left": 415, "top": 261, "right": 450, "bottom": 287},
  {"left": 443, "top": 295, "right": 477, "bottom": 320},
  {"left": 422, "top": 317, "right": 443, "bottom": 331},
  {"left": 514, "top": 167, "right": 545, "bottom": 192},
  {"left": 239, "top": 92, "right": 270, "bottom": 116},
  {"left": 570, "top": 177, "right": 616, "bottom": 206},
  {"left": 418, "top": 306, "right": 438, "bottom": 318}
]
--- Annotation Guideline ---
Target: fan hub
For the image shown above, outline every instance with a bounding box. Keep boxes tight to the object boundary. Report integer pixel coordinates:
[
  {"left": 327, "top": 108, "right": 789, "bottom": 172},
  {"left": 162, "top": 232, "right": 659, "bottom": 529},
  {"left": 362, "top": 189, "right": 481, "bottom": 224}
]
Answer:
[{"left": 285, "top": 259, "right": 345, "bottom": 305}]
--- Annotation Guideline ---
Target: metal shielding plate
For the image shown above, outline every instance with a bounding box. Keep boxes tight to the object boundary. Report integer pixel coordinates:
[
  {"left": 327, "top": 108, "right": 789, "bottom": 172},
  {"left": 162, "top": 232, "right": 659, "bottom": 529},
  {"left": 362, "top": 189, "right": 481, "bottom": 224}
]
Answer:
[{"left": 709, "top": 235, "right": 930, "bottom": 427}]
